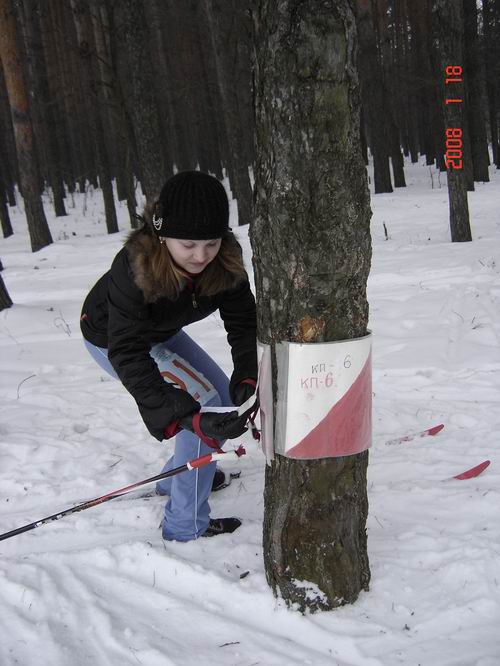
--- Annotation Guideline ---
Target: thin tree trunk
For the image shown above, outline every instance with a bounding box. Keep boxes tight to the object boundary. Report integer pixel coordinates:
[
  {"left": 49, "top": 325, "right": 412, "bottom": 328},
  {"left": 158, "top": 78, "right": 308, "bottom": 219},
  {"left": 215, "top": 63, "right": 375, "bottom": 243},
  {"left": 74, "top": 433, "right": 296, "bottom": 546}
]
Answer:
[
  {"left": 483, "top": 0, "right": 500, "bottom": 167},
  {"left": 91, "top": 0, "right": 137, "bottom": 226},
  {"left": 111, "top": 0, "right": 168, "bottom": 201},
  {"left": 0, "top": 172, "right": 13, "bottom": 237},
  {"left": 355, "top": 0, "right": 393, "bottom": 193},
  {"left": 18, "top": 0, "right": 67, "bottom": 216},
  {"left": 71, "top": 0, "right": 118, "bottom": 234},
  {"left": 0, "top": 0, "right": 52, "bottom": 252},
  {"left": 435, "top": 0, "right": 472, "bottom": 242},
  {"left": 375, "top": 0, "right": 406, "bottom": 188},
  {"left": 235, "top": 7, "right": 255, "bottom": 171},
  {"left": 0, "top": 65, "right": 18, "bottom": 197},
  {"left": 142, "top": 1, "right": 180, "bottom": 171},
  {"left": 463, "top": 0, "right": 490, "bottom": 182},
  {"left": 394, "top": 0, "right": 409, "bottom": 158},
  {"left": 409, "top": 0, "right": 438, "bottom": 165},
  {"left": 180, "top": 0, "right": 217, "bottom": 174},
  {"left": 193, "top": 1, "right": 225, "bottom": 178},
  {"left": 46, "top": 0, "right": 86, "bottom": 191},
  {"left": 0, "top": 265, "right": 13, "bottom": 310},
  {"left": 39, "top": 0, "right": 73, "bottom": 193},
  {"left": 252, "top": 0, "right": 371, "bottom": 612},
  {"left": 203, "top": 0, "right": 253, "bottom": 226},
  {"left": 89, "top": 0, "right": 119, "bottom": 183}
]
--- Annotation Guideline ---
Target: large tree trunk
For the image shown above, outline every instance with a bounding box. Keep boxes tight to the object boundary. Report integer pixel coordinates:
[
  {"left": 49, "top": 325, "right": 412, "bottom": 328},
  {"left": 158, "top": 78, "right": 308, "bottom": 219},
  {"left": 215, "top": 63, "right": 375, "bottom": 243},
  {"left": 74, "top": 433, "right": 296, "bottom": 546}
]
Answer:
[
  {"left": 0, "top": 0, "right": 52, "bottom": 252},
  {"left": 251, "top": 0, "right": 372, "bottom": 612},
  {"left": 435, "top": 0, "right": 472, "bottom": 242}
]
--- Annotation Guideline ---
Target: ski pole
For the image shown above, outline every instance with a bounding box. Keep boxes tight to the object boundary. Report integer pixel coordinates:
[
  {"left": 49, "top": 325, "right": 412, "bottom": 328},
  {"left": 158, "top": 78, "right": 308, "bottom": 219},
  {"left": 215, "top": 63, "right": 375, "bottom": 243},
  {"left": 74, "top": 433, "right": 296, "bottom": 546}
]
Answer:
[{"left": 0, "top": 445, "right": 246, "bottom": 543}]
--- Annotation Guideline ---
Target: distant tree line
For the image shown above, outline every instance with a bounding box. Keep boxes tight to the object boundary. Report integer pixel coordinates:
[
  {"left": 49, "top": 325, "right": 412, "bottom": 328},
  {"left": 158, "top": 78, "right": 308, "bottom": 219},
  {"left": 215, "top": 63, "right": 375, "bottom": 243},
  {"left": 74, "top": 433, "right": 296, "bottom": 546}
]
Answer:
[
  {"left": 0, "top": 0, "right": 499, "bottom": 257},
  {"left": 0, "top": 0, "right": 254, "bottom": 252}
]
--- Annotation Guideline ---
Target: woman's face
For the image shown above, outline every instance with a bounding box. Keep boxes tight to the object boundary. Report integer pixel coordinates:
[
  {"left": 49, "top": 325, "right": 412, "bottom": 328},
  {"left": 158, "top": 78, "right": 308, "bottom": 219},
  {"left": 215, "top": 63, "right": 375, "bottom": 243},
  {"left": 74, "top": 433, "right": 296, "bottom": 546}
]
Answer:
[{"left": 164, "top": 237, "right": 222, "bottom": 274}]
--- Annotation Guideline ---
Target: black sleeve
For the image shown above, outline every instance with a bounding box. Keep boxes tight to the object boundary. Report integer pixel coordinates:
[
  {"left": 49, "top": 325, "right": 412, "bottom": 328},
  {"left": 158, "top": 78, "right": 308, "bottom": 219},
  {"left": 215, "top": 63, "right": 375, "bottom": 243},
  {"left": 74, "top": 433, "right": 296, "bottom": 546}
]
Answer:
[
  {"left": 218, "top": 278, "right": 258, "bottom": 401},
  {"left": 106, "top": 251, "right": 200, "bottom": 441}
]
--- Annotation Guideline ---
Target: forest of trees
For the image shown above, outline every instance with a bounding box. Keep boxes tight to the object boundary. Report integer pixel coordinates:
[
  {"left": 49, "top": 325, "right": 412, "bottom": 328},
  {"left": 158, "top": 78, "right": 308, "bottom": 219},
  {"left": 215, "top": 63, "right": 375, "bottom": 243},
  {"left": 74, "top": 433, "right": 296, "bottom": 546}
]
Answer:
[
  {"left": 0, "top": 0, "right": 498, "bottom": 256},
  {"left": 0, "top": 0, "right": 499, "bottom": 612}
]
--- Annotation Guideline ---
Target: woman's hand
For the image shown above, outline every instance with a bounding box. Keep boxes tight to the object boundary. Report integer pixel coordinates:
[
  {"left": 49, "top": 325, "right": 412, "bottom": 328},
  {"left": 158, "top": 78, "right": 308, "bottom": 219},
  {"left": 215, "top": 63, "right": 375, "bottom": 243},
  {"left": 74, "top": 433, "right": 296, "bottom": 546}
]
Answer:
[
  {"left": 231, "top": 379, "right": 257, "bottom": 406},
  {"left": 180, "top": 410, "right": 248, "bottom": 441}
]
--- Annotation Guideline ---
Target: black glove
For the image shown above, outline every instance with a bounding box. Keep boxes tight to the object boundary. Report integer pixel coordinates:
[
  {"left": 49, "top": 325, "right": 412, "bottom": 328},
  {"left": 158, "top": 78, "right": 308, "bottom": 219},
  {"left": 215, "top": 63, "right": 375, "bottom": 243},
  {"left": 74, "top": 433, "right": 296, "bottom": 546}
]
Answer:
[
  {"left": 232, "top": 380, "right": 257, "bottom": 407},
  {"left": 180, "top": 410, "right": 248, "bottom": 441}
]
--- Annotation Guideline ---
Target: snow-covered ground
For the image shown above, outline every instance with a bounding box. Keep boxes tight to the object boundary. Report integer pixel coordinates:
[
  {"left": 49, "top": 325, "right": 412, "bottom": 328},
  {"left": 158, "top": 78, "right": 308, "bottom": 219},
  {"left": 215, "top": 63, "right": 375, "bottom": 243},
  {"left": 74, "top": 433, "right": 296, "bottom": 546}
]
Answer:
[{"left": 0, "top": 162, "right": 499, "bottom": 666}]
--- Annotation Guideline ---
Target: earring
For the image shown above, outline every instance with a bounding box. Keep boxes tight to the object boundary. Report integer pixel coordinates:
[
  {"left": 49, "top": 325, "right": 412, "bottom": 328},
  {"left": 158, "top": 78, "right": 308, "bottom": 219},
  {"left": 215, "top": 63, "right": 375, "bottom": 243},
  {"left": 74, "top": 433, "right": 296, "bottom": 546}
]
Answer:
[
  {"left": 158, "top": 237, "right": 168, "bottom": 245},
  {"left": 152, "top": 212, "right": 163, "bottom": 232}
]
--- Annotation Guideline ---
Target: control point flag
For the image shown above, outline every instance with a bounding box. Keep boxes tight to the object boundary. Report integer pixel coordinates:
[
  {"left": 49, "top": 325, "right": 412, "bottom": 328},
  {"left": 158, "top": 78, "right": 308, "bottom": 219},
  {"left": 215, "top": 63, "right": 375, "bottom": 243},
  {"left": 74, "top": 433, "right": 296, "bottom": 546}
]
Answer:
[{"left": 259, "top": 334, "right": 372, "bottom": 460}]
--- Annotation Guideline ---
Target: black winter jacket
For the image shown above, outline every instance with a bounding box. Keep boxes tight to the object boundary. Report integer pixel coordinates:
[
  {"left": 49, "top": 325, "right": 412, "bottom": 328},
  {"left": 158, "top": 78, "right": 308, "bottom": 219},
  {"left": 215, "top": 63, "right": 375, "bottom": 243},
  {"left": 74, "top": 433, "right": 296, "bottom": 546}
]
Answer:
[{"left": 80, "top": 228, "right": 257, "bottom": 441}]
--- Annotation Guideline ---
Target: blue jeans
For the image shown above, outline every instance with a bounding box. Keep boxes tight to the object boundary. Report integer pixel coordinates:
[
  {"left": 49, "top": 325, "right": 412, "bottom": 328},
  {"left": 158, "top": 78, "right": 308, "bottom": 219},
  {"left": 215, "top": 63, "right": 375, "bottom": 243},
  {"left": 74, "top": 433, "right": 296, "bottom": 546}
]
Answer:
[{"left": 84, "top": 330, "right": 231, "bottom": 541}]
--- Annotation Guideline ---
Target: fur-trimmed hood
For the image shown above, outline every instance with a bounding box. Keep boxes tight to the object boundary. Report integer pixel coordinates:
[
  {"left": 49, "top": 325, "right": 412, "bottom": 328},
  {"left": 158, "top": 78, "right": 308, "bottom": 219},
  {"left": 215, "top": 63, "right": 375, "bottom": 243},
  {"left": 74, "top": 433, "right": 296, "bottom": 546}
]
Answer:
[
  {"left": 124, "top": 225, "right": 246, "bottom": 304},
  {"left": 125, "top": 226, "right": 171, "bottom": 303}
]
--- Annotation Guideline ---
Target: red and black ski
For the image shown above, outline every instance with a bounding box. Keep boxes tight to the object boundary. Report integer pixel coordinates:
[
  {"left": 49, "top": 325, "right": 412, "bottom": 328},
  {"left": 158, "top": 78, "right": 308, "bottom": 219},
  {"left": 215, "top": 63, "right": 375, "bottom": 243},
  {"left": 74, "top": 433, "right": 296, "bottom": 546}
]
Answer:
[
  {"left": 385, "top": 423, "right": 444, "bottom": 446},
  {"left": 384, "top": 424, "right": 491, "bottom": 481},
  {"left": 448, "top": 460, "right": 491, "bottom": 481}
]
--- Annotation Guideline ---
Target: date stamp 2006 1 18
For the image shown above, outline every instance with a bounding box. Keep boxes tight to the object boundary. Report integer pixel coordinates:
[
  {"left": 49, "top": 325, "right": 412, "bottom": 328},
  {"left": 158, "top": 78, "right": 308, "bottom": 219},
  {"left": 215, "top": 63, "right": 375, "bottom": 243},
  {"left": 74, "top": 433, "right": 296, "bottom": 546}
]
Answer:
[{"left": 444, "top": 65, "right": 463, "bottom": 171}]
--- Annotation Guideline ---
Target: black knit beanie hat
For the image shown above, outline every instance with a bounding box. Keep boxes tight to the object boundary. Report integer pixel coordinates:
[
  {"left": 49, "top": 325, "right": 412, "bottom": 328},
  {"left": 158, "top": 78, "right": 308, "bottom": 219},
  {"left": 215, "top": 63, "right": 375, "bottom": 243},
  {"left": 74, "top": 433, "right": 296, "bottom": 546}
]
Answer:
[{"left": 152, "top": 171, "right": 229, "bottom": 240}]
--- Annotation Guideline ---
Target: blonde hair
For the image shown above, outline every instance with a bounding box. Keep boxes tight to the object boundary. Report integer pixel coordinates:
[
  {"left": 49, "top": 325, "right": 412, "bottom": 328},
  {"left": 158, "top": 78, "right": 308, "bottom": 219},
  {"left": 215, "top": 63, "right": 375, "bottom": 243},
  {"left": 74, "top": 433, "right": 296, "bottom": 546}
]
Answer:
[{"left": 135, "top": 201, "right": 247, "bottom": 301}]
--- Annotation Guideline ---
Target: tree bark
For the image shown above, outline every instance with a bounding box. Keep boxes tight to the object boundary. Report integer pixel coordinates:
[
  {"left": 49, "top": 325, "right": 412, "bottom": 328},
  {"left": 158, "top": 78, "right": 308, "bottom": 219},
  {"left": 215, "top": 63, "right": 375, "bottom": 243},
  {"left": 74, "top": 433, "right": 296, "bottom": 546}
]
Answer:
[
  {"left": 252, "top": 0, "right": 372, "bottom": 612},
  {"left": 0, "top": 0, "right": 52, "bottom": 252},
  {"left": 435, "top": 0, "right": 472, "bottom": 242}
]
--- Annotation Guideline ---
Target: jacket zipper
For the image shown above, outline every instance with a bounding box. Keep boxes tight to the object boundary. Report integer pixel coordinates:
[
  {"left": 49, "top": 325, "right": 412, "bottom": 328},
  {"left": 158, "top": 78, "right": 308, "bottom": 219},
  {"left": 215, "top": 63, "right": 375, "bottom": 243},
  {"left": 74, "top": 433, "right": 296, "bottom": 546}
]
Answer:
[{"left": 187, "top": 278, "right": 198, "bottom": 308}]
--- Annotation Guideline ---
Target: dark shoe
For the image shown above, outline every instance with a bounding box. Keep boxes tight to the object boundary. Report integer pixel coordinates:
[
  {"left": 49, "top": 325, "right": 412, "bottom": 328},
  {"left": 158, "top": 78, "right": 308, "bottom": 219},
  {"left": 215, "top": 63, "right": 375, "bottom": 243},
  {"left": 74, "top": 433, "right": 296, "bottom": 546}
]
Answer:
[
  {"left": 211, "top": 468, "right": 241, "bottom": 492},
  {"left": 201, "top": 517, "right": 242, "bottom": 537}
]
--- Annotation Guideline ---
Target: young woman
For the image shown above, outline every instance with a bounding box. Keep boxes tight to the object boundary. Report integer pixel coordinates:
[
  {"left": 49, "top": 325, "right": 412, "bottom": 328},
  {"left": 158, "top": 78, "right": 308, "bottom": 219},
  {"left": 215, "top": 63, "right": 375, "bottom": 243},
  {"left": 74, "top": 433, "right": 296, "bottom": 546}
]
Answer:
[{"left": 80, "top": 171, "right": 258, "bottom": 541}]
